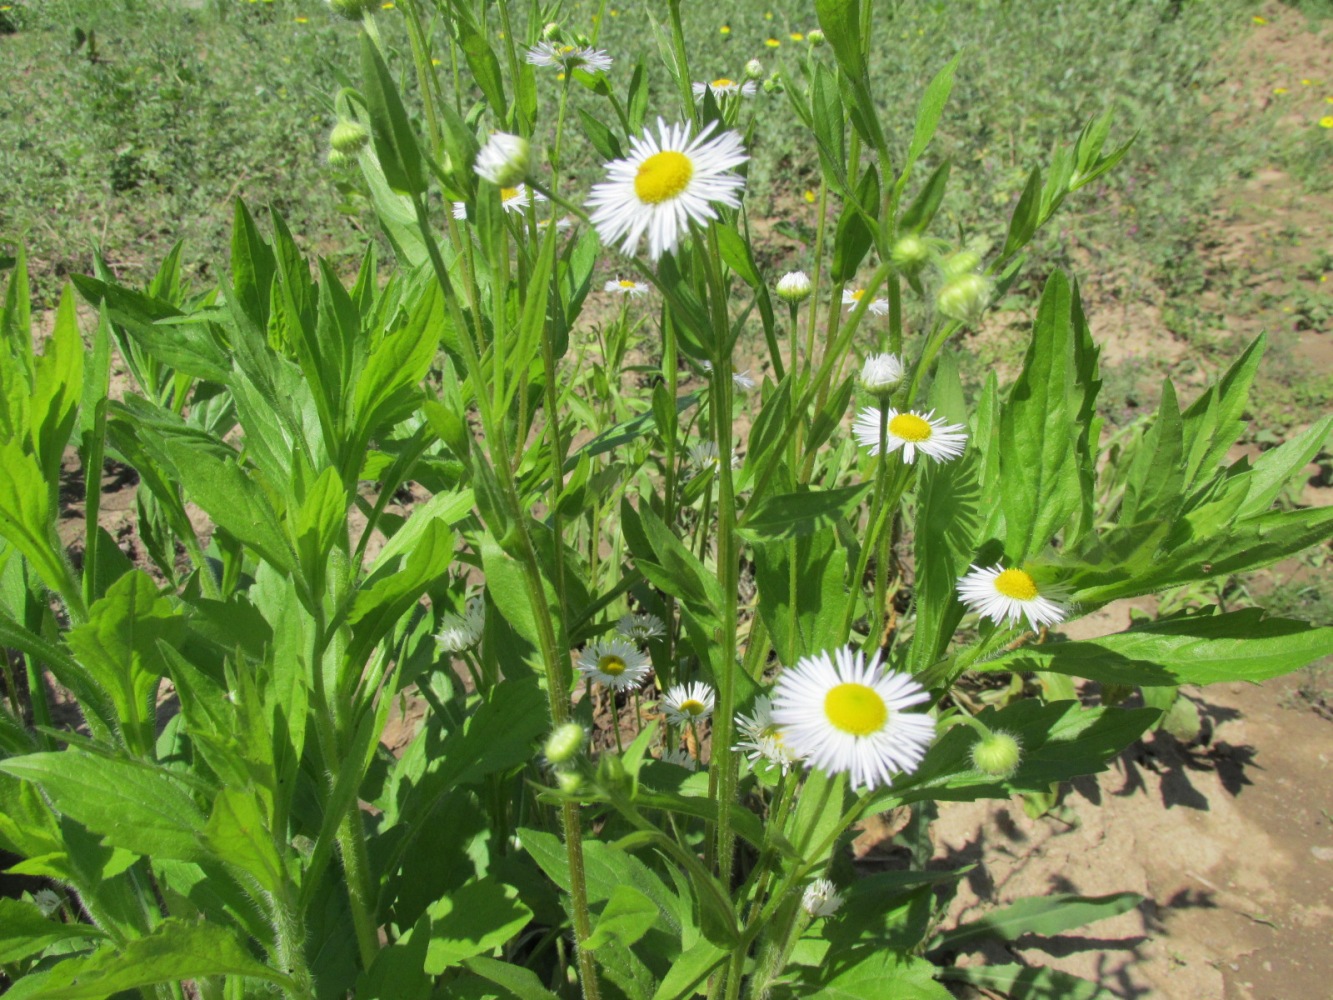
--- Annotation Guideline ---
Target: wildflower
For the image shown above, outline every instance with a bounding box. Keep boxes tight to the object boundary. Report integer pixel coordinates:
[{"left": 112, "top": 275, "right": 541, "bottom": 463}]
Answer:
[
  {"left": 576, "top": 637, "right": 651, "bottom": 690},
  {"left": 771, "top": 646, "right": 936, "bottom": 791},
  {"left": 436, "top": 597, "right": 485, "bottom": 652},
  {"left": 1302, "top": 78, "right": 1313, "bottom": 86},
  {"left": 1252, "top": 14, "right": 1267, "bottom": 24},
  {"left": 586, "top": 118, "right": 748, "bottom": 262},
  {"left": 604, "top": 277, "right": 651, "bottom": 297},
  {"left": 688, "top": 440, "right": 735, "bottom": 473},
  {"left": 452, "top": 184, "right": 545, "bottom": 220},
  {"left": 857, "top": 353, "right": 905, "bottom": 394},
  {"left": 956, "top": 564, "right": 1066, "bottom": 630},
  {"left": 890, "top": 233, "right": 930, "bottom": 274},
  {"left": 1321, "top": 116, "right": 1333, "bottom": 128},
  {"left": 776, "top": 270, "right": 813, "bottom": 302},
  {"left": 544, "top": 723, "right": 586, "bottom": 766},
  {"left": 329, "top": 119, "right": 370, "bottom": 155},
  {"left": 701, "top": 360, "right": 756, "bottom": 391},
  {"left": 971, "top": 730, "right": 1022, "bottom": 778},
  {"left": 852, "top": 406, "right": 967, "bottom": 464},
  {"left": 765, "top": 38, "right": 781, "bottom": 48},
  {"left": 744, "top": 59, "right": 764, "bottom": 80},
  {"left": 719, "top": 24, "right": 731, "bottom": 36},
  {"left": 802, "top": 878, "right": 844, "bottom": 917},
  {"left": 803, "top": 189, "right": 817, "bottom": 203},
  {"left": 525, "top": 40, "right": 613, "bottom": 74},
  {"left": 808, "top": 28, "right": 825, "bottom": 45},
  {"left": 1273, "top": 87, "right": 1289, "bottom": 95},
  {"left": 475, "top": 132, "right": 530, "bottom": 187},
  {"left": 662, "top": 681, "right": 716, "bottom": 726},
  {"left": 789, "top": 32, "right": 804, "bottom": 42},
  {"left": 843, "top": 288, "right": 889, "bottom": 316},
  {"left": 734, "top": 695, "right": 799, "bottom": 772},
  {"left": 936, "top": 273, "right": 992, "bottom": 326},
  {"left": 616, "top": 611, "right": 666, "bottom": 641},
  {"left": 692, "top": 77, "right": 758, "bottom": 100},
  {"left": 295, "top": 15, "right": 309, "bottom": 23},
  {"left": 661, "top": 748, "right": 698, "bottom": 770}
]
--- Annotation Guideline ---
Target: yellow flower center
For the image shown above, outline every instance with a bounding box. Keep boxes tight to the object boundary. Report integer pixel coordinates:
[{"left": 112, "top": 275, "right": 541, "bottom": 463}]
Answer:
[
  {"left": 635, "top": 150, "right": 694, "bottom": 204},
  {"left": 824, "top": 683, "right": 887, "bottom": 736},
  {"left": 500, "top": 187, "right": 521, "bottom": 201},
  {"left": 850, "top": 289, "right": 865, "bottom": 301},
  {"left": 888, "top": 413, "right": 932, "bottom": 442},
  {"left": 560, "top": 45, "right": 576, "bottom": 54},
  {"left": 618, "top": 279, "right": 637, "bottom": 289},
  {"left": 681, "top": 699, "right": 707, "bottom": 716},
  {"left": 711, "top": 77, "right": 734, "bottom": 88},
  {"left": 994, "top": 568, "right": 1039, "bottom": 601},
  {"left": 599, "top": 654, "right": 627, "bottom": 676}
]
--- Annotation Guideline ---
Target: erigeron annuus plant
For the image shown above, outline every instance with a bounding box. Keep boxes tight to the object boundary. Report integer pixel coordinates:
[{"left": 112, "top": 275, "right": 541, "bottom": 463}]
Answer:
[{"left": 0, "top": 1, "right": 1330, "bottom": 999}]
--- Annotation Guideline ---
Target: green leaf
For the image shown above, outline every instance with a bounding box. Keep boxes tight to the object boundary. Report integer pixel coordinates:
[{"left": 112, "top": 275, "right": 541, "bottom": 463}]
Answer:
[
  {"left": 352, "top": 312, "right": 438, "bottom": 442},
  {"left": 578, "top": 108, "right": 623, "bottom": 161},
  {"left": 29, "top": 285, "right": 84, "bottom": 482},
  {"left": 346, "top": 517, "right": 453, "bottom": 667},
  {"left": 0, "top": 441, "right": 79, "bottom": 610},
  {"left": 831, "top": 165, "right": 879, "bottom": 284},
  {"left": 200, "top": 786, "right": 283, "bottom": 895},
  {"left": 650, "top": 939, "right": 725, "bottom": 1000},
  {"left": 583, "top": 885, "right": 659, "bottom": 952},
  {"left": 458, "top": 17, "right": 507, "bottom": 118},
  {"left": 808, "top": 62, "right": 848, "bottom": 194},
  {"left": 424, "top": 878, "right": 533, "bottom": 973},
  {"left": 464, "top": 957, "right": 560, "bottom": 1000},
  {"left": 3, "top": 918, "right": 287, "bottom": 999},
  {"left": 809, "top": 951, "right": 951, "bottom": 1000},
  {"left": 752, "top": 530, "right": 849, "bottom": 665},
  {"left": 815, "top": 0, "right": 865, "bottom": 83},
  {"left": 0, "top": 898, "right": 105, "bottom": 963},
  {"left": 360, "top": 33, "right": 424, "bottom": 195},
  {"left": 899, "top": 158, "right": 951, "bottom": 233},
  {"left": 938, "top": 963, "right": 1112, "bottom": 1000},
  {"left": 739, "top": 482, "right": 869, "bottom": 541},
  {"left": 985, "top": 609, "right": 1333, "bottom": 687},
  {"left": 932, "top": 892, "right": 1141, "bottom": 950},
  {"left": 1002, "top": 166, "right": 1043, "bottom": 257},
  {"left": 903, "top": 55, "right": 961, "bottom": 184},
  {"left": 0, "top": 751, "right": 209, "bottom": 864}
]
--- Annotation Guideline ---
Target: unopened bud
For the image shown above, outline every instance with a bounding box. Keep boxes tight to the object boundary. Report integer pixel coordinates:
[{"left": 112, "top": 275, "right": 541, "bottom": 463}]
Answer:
[
  {"left": 940, "top": 248, "right": 982, "bottom": 280},
  {"left": 807, "top": 28, "right": 826, "bottom": 45},
  {"left": 330, "top": 119, "right": 370, "bottom": 155},
  {"left": 936, "top": 272, "right": 992, "bottom": 327},
  {"left": 775, "top": 270, "right": 813, "bottom": 303},
  {"left": 541, "top": 21, "right": 562, "bottom": 41},
  {"left": 556, "top": 771, "right": 583, "bottom": 794},
  {"left": 890, "top": 234, "right": 929, "bottom": 275},
  {"left": 971, "top": 731, "right": 1022, "bottom": 778},
  {"left": 326, "top": 148, "right": 351, "bottom": 168},
  {"left": 762, "top": 73, "right": 783, "bottom": 95},
  {"left": 474, "top": 132, "right": 530, "bottom": 187},
  {"left": 744, "top": 59, "right": 764, "bottom": 81},
  {"left": 858, "top": 352, "right": 904, "bottom": 395},
  {"left": 545, "top": 723, "right": 585, "bottom": 765}
]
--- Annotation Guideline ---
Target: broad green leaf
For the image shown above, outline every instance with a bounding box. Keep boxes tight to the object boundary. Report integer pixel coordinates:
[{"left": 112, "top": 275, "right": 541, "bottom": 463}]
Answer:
[
  {"left": 752, "top": 529, "right": 848, "bottom": 665},
  {"left": 29, "top": 285, "right": 84, "bottom": 483},
  {"left": 352, "top": 315, "right": 438, "bottom": 441},
  {"left": 1180, "top": 335, "right": 1264, "bottom": 495},
  {"left": 831, "top": 166, "right": 879, "bottom": 284},
  {"left": 0, "top": 441, "right": 79, "bottom": 610},
  {"left": 458, "top": 17, "right": 507, "bottom": 117},
  {"left": 464, "top": 957, "right": 561, "bottom": 1000},
  {"left": 583, "top": 885, "right": 659, "bottom": 952},
  {"left": 424, "top": 878, "right": 533, "bottom": 973},
  {"left": 292, "top": 466, "right": 348, "bottom": 591},
  {"left": 937, "top": 963, "right": 1111, "bottom": 1000},
  {"left": 1238, "top": 414, "right": 1333, "bottom": 517},
  {"left": 578, "top": 108, "right": 623, "bottom": 160},
  {"left": 345, "top": 517, "right": 453, "bottom": 667},
  {"left": 803, "top": 951, "right": 951, "bottom": 1000},
  {"left": 201, "top": 786, "right": 283, "bottom": 895},
  {"left": 903, "top": 55, "right": 961, "bottom": 183},
  {"left": 739, "top": 482, "right": 869, "bottom": 541},
  {"left": 0, "top": 898, "right": 105, "bottom": 963},
  {"left": 985, "top": 609, "right": 1333, "bottom": 687},
  {"left": 650, "top": 938, "right": 725, "bottom": 1000},
  {"left": 932, "top": 892, "right": 1141, "bottom": 950},
  {"left": 0, "top": 751, "right": 209, "bottom": 864},
  {"left": 814, "top": 0, "right": 864, "bottom": 82},
  {"left": 3, "top": 918, "right": 287, "bottom": 999}
]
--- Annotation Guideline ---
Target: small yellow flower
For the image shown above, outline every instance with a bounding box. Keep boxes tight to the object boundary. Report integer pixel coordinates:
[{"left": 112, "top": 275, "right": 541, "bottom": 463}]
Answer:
[
  {"left": 294, "top": 15, "right": 308, "bottom": 22},
  {"left": 381, "top": 2, "right": 395, "bottom": 8},
  {"left": 1274, "top": 87, "right": 1289, "bottom": 95},
  {"left": 765, "top": 37, "right": 781, "bottom": 48},
  {"left": 431, "top": 58, "right": 441, "bottom": 66},
  {"left": 1252, "top": 15, "right": 1267, "bottom": 24},
  {"left": 789, "top": 32, "right": 804, "bottom": 41},
  {"left": 556, "top": 72, "right": 566, "bottom": 81},
  {"left": 720, "top": 24, "right": 731, "bottom": 35},
  {"left": 803, "top": 189, "right": 816, "bottom": 204},
  {"left": 610, "top": 8, "right": 619, "bottom": 15},
  {"left": 764, "top": 10, "right": 774, "bottom": 19},
  {"left": 1320, "top": 116, "right": 1333, "bottom": 128},
  {"left": 1301, "top": 78, "right": 1313, "bottom": 86}
]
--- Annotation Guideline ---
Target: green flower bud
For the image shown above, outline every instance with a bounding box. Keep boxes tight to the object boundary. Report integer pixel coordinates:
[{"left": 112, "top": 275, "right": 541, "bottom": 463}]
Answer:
[
  {"left": 744, "top": 59, "right": 764, "bottom": 81},
  {"left": 762, "top": 73, "right": 784, "bottom": 95},
  {"left": 330, "top": 119, "right": 370, "bottom": 155},
  {"left": 940, "top": 248, "right": 982, "bottom": 280},
  {"left": 556, "top": 771, "right": 583, "bottom": 794},
  {"left": 971, "top": 731, "right": 1022, "bottom": 778},
  {"left": 775, "top": 270, "right": 813, "bottom": 303},
  {"left": 326, "top": 148, "right": 351, "bottom": 168},
  {"left": 807, "top": 28, "right": 826, "bottom": 45},
  {"left": 544, "top": 723, "right": 585, "bottom": 766},
  {"left": 936, "top": 272, "right": 992, "bottom": 327},
  {"left": 890, "top": 234, "right": 930, "bottom": 275},
  {"left": 474, "top": 132, "right": 530, "bottom": 187},
  {"left": 541, "top": 21, "right": 562, "bottom": 41}
]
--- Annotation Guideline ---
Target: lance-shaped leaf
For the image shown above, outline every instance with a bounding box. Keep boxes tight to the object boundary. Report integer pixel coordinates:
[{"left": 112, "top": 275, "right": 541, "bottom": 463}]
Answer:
[
  {"left": 931, "top": 892, "right": 1142, "bottom": 951},
  {"left": 360, "top": 33, "right": 424, "bottom": 195}
]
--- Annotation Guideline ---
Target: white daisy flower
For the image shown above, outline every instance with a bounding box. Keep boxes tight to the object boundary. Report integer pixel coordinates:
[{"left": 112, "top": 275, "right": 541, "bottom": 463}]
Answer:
[
  {"left": 524, "top": 41, "right": 614, "bottom": 74},
  {"left": 956, "top": 564, "right": 1066, "bottom": 631},
  {"left": 858, "top": 353, "right": 904, "bottom": 393},
  {"left": 436, "top": 597, "right": 485, "bottom": 652},
  {"left": 686, "top": 440, "right": 739, "bottom": 475},
  {"left": 842, "top": 288, "right": 889, "bottom": 316},
  {"left": 661, "top": 681, "right": 715, "bottom": 726},
  {"left": 586, "top": 118, "right": 748, "bottom": 262},
  {"left": 734, "top": 695, "right": 799, "bottom": 772},
  {"left": 452, "top": 184, "right": 546, "bottom": 221},
  {"left": 701, "top": 360, "right": 756, "bottom": 391},
  {"left": 771, "top": 645, "right": 936, "bottom": 792},
  {"left": 691, "top": 77, "right": 758, "bottom": 99},
  {"left": 474, "top": 132, "right": 530, "bottom": 187},
  {"left": 575, "top": 637, "right": 651, "bottom": 690},
  {"left": 660, "top": 747, "right": 698, "bottom": 771},
  {"left": 851, "top": 406, "right": 967, "bottom": 464},
  {"left": 604, "top": 277, "right": 650, "bottom": 297},
  {"left": 801, "top": 878, "right": 844, "bottom": 917},
  {"left": 616, "top": 612, "right": 666, "bottom": 642},
  {"left": 776, "top": 270, "right": 813, "bottom": 302}
]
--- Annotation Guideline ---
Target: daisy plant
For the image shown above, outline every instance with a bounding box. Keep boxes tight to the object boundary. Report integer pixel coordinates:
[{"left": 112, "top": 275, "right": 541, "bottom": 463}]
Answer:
[{"left": 0, "top": 3, "right": 1330, "bottom": 1000}]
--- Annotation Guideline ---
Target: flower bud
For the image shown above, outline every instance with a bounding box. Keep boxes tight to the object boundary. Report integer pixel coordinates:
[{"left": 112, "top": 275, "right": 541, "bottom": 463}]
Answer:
[
  {"left": 541, "top": 21, "right": 562, "bottom": 41},
  {"left": 474, "top": 132, "right": 530, "bottom": 187},
  {"left": 807, "top": 28, "right": 826, "bottom": 45},
  {"left": 858, "top": 353, "right": 904, "bottom": 395},
  {"left": 544, "top": 723, "right": 585, "bottom": 766},
  {"left": 936, "top": 272, "right": 992, "bottom": 327},
  {"left": 556, "top": 771, "right": 583, "bottom": 794},
  {"left": 776, "top": 270, "right": 813, "bottom": 303},
  {"left": 939, "top": 248, "right": 982, "bottom": 280},
  {"left": 971, "top": 731, "right": 1022, "bottom": 778},
  {"left": 330, "top": 119, "right": 370, "bottom": 155},
  {"left": 762, "top": 73, "right": 784, "bottom": 95},
  {"left": 801, "top": 878, "right": 843, "bottom": 917},
  {"left": 890, "top": 233, "right": 929, "bottom": 275},
  {"left": 744, "top": 59, "right": 764, "bottom": 81},
  {"left": 326, "top": 148, "right": 351, "bottom": 168},
  {"left": 573, "top": 31, "right": 592, "bottom": 47}
]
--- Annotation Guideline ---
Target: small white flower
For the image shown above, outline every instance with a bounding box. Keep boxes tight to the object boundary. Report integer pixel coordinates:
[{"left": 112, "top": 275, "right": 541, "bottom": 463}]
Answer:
[
  {"left": 616, "top": 612, "right": 666, "bottom": 642},
  {"left": 474, "top": 132, "right": 530, "bottom": 187},
  {"left": 452, "top": 184, "right": 546, "bottom": 221},
  {"left": 771, "top": 645, "right": 936, "bottom": 792},
  {"left": 661, "top": 681, "right": 716, "bottom": 726},
  {"left": 701, "top": 360, "right": 756, "bottom": 391},
  {"left": 575, "top": 637, "right": 651, "bottom": 690},
  {"left": 858, "top": 353, "right": 904, "bottom": 393},
  {"left": 734, "top": 695, "right": 799, "bottom": 772},
  {"left": 525, "top": 41, "right": 614, "bottom": 74},
  {"left": 776, "top": 270, "right": 813, "bottom": 302},
  {"left": 660, "top": 747, "right": 698, "bottom": 771},
  {"left": 801, "top": 878, "right": 844, "bottom": 917},
  {"left": 851, "top": 406, "right": 967, "bottom": 464},
  {"left": 586, "top": 118, "right": 748, "bottom": 262},
  {"left": 956, "top": 564, "right": 1066, "bottom": 631},
  {"left": 691, "top": 77, "right": 758, "bottom": 99},
  {"left": 604, "top": 276, "right": 650, "bottom": 297},
  {"left": 436, "top": 597, "right": 485, "bottom": 652},
  {"left": 843, "top": 287, "right": 889, "bottom": 316}
]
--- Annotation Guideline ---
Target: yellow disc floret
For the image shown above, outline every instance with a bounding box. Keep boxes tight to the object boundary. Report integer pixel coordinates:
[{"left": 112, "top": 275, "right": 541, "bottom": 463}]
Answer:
[
  {"left": 993, "top": 568, "right": 1039, "bottom": 601},
  {"left": 599, "top": 655, "right": 627, "bottom": 676},
  {"left": 824, "top": 683, "right": 888, "bottom": 736},
  {"left": 681, "top": 699, "right": 707, "bottom": 716},
  {"left": 888, "top": 413, "right": 932, "bottom": 442},
  {"left": 635, "top": 151, "right": 694, "bottom": 204}
]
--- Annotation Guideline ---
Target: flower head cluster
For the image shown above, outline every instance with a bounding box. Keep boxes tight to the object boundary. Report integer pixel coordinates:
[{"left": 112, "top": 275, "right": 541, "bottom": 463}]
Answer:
[
  {"left": 852, "top": 407, "right": 967, "bottom": 464},
  {"left": 661, "top": 681, "right": 716, "bottom": 726},
  {"left": 576, "top": 637, "right": 651, "bottom": 690},
  {"left": 956, "top": 564, "right": 1066, "bottom": 630},
  {"left": 436, "top": 597, "right": 485, "bottom": 652},
  {"left": 771, "top": 646, "right": 935, "bottom": 792}
]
